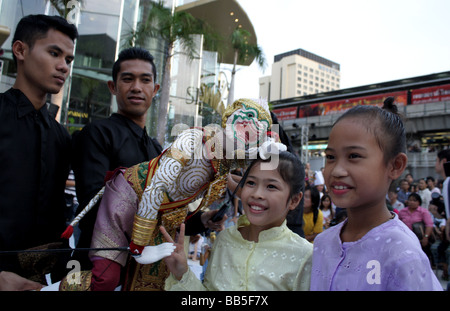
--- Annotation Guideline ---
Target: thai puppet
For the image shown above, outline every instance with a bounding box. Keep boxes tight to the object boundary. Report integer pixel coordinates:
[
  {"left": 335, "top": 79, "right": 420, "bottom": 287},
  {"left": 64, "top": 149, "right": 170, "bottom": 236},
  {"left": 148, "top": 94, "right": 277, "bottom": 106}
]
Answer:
[{"left": 60, "top": 98, "right": 286, "bottom": 291}]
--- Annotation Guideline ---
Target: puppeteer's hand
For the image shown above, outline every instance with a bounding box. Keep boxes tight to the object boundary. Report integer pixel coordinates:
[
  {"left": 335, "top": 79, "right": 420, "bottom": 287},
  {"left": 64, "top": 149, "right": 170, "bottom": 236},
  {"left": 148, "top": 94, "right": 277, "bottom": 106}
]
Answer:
[
  {"left": 134, "top": 242, "right": 176, "bottom": 265},
  {"left": 201, "top": 209, "right": 228, "bottom": 232},
  {"left": 160, "top": 224, "right": 189, "bottom": 281}
]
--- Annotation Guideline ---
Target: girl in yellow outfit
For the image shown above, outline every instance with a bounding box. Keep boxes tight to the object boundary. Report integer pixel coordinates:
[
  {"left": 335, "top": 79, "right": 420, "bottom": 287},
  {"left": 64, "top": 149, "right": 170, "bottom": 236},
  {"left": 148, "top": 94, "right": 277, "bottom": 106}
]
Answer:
[
  {"left": 162, "top": 151, "right": 313, "bottom": 291},
  {"left": 302, "top": 185, "right": 324, "bottom": 243}
]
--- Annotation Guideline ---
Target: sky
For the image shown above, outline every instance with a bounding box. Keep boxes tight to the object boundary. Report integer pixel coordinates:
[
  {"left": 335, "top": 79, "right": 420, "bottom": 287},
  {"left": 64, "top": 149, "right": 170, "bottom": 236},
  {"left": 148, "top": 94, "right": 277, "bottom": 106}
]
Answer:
[{"left": 229, "top": 0, "right": 450, "bottom": 100}]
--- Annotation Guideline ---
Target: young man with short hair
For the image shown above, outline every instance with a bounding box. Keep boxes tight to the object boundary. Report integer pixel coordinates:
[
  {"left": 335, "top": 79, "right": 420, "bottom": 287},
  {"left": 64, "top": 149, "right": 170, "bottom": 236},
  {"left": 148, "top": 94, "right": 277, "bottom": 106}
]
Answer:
[
  {"left": 72, "top": 47, "right": 163, "bottom": 269},
  {"left": 0, "top": 14, "right": 78, "bottom": 290}
]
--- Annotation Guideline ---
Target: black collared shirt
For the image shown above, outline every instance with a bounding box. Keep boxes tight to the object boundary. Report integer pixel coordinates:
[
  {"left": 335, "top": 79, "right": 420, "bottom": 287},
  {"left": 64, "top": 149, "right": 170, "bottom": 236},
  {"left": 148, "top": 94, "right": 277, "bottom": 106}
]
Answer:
[
  {"left": 0, "top": 88, "right": 71, "bottom": 270},
  {"left": 72, "top": 113, "right": 162, "bottom": 251}
]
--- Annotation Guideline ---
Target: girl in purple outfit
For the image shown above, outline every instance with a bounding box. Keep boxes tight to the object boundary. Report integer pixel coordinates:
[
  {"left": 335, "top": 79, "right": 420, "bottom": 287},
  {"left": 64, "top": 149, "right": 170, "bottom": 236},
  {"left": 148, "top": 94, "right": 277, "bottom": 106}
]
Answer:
[{"left": 310, "top": 98, "right": 442, "bottom": 291}]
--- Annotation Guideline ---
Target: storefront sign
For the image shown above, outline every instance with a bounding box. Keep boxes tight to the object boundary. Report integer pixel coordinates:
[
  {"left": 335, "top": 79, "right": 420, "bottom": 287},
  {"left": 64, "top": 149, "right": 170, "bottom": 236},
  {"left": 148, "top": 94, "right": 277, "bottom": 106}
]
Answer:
[
  {"left": 298, "top": 91, "right": 407, "bottom": 117},
  {"left": 272, "top": 106, "right": 298, "bottom": 120},
  {"left": 411, "top": 84, "right": 450, "bottom": 105}
]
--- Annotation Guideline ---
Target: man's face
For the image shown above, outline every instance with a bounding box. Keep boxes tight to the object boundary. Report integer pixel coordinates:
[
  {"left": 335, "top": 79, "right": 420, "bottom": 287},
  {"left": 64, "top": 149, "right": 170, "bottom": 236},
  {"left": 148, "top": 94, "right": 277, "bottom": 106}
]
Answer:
[
  {"left": 388, "top": 191, "right": 397, "bottom": 202},
  {"left": 108, "top": 59, "right": 160, "bottom": 120},
  {"left": 435, "top": 156, "right": 446, "bottom": 177},
  {"left": 17, "top": 28, "right": 74, "bottom": 95},
  {"left": 418, "top": 179, "right": 427, "bottom": 190},
  {"left": 400, "top": 181, "right": 409, "bottom": 191}
]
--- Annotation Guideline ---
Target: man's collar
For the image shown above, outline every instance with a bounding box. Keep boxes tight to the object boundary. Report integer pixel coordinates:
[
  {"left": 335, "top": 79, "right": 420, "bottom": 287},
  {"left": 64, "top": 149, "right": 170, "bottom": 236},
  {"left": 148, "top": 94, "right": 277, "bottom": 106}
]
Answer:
[
  {"left": 111, "top": 113, "right": 146, "bottom": 138},
  {"left": 10, "top": 88, "right": 51, "bottom": 128},
  {"left": 39, "top": 104, "right": 52, "bottom": 128}
]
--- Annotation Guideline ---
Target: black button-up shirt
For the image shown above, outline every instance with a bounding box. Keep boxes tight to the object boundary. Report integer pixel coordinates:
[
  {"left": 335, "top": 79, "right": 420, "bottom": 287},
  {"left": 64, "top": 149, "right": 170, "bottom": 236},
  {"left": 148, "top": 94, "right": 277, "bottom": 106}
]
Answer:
[
  {"left": 72, "top": 113, "right": 162, "bottom": 251},
  {"left": 0, "top": 88, "right": 71, "bottom": 271}
]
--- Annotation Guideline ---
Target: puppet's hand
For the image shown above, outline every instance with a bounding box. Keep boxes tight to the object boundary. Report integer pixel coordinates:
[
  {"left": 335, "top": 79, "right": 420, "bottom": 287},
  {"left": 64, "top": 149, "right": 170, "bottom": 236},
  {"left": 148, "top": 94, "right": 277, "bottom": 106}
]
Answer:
[{"left": 133, "top": 243, "right": 176, "bottom": 265}]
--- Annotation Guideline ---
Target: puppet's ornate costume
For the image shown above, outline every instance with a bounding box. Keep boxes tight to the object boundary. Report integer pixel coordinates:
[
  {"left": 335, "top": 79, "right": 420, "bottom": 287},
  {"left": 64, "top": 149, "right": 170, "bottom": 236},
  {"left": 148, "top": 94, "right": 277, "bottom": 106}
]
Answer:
[{"left": 60, "top": 98, "right": 282, "bottom": 291}]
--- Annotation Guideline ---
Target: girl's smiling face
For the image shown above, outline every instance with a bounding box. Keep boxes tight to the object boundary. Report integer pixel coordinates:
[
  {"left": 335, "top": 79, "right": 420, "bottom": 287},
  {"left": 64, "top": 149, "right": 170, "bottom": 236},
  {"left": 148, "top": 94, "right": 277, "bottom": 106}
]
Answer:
[
  {"left": 241, "top": 161, "right": 301, "bottom": 231},
  {"left": 324, "top": 118, "right": 394, "bottom": 211}
]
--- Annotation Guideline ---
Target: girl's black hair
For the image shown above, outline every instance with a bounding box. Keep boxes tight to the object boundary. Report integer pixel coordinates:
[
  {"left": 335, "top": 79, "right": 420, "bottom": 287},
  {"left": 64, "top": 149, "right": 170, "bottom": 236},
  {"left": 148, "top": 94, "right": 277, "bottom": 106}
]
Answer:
[{"left": 334, "top": 97, "right": 406, "bottom": 164}]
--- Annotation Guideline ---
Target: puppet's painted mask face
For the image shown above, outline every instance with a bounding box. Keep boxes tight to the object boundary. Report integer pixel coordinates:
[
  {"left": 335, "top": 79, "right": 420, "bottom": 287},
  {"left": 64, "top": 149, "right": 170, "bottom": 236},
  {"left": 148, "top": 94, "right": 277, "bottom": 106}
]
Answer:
[{"left": 222, "top": 99, "right": 272, "bottom": 150}]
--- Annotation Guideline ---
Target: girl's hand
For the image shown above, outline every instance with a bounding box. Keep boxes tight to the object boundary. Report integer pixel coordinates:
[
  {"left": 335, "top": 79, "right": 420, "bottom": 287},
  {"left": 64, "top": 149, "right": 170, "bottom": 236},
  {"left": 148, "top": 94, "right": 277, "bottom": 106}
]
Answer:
[{"left": 160, "top": 223, "right": 189, "bottom": 281}]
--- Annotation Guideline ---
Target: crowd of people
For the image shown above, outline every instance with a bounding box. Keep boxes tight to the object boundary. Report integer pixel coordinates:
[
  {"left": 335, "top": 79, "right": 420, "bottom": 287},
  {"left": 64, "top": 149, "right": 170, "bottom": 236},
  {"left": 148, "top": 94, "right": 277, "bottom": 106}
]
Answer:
[{"left": 0, "top": 14, "right": 448, "bottom": 292}]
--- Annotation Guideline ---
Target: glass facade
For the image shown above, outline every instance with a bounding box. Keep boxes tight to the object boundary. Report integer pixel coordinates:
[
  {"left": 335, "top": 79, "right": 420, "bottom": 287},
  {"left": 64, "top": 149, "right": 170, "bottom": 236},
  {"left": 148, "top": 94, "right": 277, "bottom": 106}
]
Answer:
[{"left": 63, "top": 0, "right": 122, "bottom": 132}]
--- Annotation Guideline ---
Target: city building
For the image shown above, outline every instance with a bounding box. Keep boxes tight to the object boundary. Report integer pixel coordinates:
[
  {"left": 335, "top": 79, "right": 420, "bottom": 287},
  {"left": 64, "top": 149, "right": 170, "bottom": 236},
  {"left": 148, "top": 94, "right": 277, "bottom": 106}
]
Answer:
[{"left": 260, "top": 48, "right": 340, "bottom": 101}]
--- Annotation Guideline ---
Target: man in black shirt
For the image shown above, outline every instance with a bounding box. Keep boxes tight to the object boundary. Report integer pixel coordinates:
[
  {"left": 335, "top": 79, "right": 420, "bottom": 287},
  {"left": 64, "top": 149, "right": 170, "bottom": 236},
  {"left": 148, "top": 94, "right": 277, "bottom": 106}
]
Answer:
[
  {"left": 0, "top": 15, "right": 78, "bottom": 290},
  {"left": 72, "top": 48, "right": 162, "bottom": 267}
]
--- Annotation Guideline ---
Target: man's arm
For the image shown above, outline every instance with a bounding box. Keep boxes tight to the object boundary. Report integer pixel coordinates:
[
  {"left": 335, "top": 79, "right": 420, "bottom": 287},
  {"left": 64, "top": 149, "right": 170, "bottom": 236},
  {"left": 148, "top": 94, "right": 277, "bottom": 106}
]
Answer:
[
  {"left": 72, "top": 125, "right": 112, "bottom": 208},
  {"left": 71, "top": 125, "right": 113, "bottom": 251}
]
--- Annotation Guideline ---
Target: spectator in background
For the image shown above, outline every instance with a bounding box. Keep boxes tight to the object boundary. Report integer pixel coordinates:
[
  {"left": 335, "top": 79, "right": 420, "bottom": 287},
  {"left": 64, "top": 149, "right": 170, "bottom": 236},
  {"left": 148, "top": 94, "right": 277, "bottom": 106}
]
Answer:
[
  {"left": 304, "top": 162, "right": 312, "bottom": 184},
  {"left": 436, "top": 179, "right": 444, "bottom": 194},
  {"left": 418, "top": 178, "right": 432, "bottom": 210},
  {"left": 313, "top": 170, "right": 325, "bottom": 198},
  {"left": 406, "top": 173, "right": 415, "bottom": 188},
  {"left": 399, "top": 193, "right": 434, "bottom": 264},
  {"left": 388, "top": 189, "right": 405, "bottom": 212},
  {"left": 427, "top": 176, "right": 441, "bottom": 195},
  {"left": 410, "top": 182, "right": 419, "bottom": 194},
  {"left": 302, "top": 185, "right": 323, "bottom": 242},
  {"left": 188, "top": 234, "right": 204, "bottom": 262},
  {"left": 319, "top": 194, "right": 334, "bottom": 229},
  {"left": 397, "top": 179, "right": 411, "bottom": 205}
]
